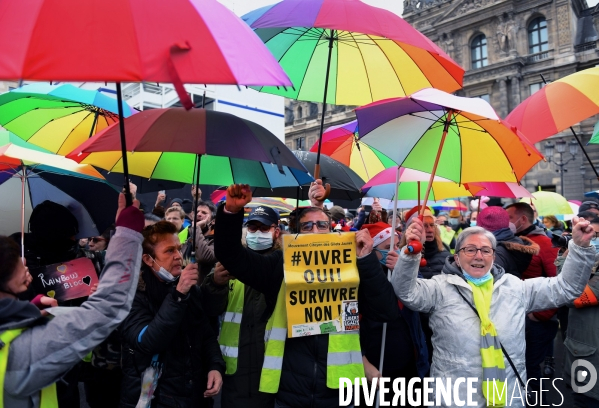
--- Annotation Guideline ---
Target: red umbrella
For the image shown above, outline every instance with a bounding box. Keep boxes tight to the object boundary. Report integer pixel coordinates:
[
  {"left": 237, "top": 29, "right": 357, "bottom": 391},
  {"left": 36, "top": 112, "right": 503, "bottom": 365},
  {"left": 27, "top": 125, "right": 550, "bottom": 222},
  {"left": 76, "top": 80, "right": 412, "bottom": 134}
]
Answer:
[{"left": 0, "top": 0, "right": 291, "bottom": 202}]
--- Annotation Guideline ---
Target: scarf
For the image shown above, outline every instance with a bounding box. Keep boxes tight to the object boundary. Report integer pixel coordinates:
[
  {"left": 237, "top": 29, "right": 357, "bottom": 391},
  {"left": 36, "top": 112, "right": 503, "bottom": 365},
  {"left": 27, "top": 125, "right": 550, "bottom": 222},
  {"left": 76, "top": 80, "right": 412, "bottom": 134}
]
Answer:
[{"left": 467, "top": 278, "right": 506, "bottom": 407}]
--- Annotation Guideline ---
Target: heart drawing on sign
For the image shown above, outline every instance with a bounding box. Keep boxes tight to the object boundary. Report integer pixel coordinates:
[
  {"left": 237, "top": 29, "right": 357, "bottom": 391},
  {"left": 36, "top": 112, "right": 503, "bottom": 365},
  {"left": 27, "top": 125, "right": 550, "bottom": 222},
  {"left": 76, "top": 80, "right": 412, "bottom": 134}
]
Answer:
[
  {"left": 83, "top": 276, "right": 92, "bottom": 286},
  {"left": 47, "top": 290, "right": 56, "bottom": 298},
  {"left": 56, "top": 265, "right": 67, "bottom": 274}
]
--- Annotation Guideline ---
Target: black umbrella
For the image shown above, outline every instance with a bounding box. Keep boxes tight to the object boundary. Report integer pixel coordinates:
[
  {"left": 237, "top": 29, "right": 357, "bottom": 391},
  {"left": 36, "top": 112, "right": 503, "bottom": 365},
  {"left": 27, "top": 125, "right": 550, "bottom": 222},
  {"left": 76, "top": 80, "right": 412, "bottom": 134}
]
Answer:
[{"left": 251, "top": 151, "right": 365, "bottom": 201}]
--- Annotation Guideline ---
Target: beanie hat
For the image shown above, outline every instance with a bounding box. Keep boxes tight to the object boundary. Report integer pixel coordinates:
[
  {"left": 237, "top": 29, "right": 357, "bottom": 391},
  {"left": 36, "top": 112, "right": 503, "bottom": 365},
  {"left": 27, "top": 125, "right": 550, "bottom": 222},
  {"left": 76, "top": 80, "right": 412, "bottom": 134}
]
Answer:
[
  {"left": 361, "top": 222, "right": 398, "bottom": 248},
  {"left": 477, "top": 206, "right": 509, "bottom": 232},
  {"left": 29, "top": 200, "right": 79, "bottom": 238},
  {"left": 329, "top": 205, "right": 346, "bottom": 222},
  {"left": 404, "top": 205, "right": 433, "bottom": 228},
  {"left": 169, "top": 198, "right": 183, "bottom": 208}
]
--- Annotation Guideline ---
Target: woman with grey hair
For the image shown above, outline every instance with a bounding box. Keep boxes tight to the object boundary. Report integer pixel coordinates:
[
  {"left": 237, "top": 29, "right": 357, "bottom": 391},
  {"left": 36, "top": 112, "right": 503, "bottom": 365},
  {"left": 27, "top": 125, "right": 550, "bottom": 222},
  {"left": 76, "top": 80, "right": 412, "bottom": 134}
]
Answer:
[{"left": 386, "top": 222, "right": 596, "bottom": 407}]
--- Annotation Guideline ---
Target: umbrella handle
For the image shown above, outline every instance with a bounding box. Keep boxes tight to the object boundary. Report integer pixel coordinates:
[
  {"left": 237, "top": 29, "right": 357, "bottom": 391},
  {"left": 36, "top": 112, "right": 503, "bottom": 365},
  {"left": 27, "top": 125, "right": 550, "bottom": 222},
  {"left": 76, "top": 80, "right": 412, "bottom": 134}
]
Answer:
[
  {"left": 313, "top": 164, "right": 331, "bottom": 200},
  {"left": 404, "top": 215, "right": 427, "bottom": 266}
]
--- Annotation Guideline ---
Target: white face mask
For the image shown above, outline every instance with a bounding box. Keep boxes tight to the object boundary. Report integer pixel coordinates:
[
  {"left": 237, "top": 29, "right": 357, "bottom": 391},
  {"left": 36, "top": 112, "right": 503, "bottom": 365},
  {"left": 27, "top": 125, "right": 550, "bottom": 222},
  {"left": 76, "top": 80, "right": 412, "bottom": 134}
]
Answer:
[
  {"left": 150, "top": 256, "right": 178, "bottom": 282},
  {"left": 509, "top": 222, "right": 517, "bottom": 234},
  {"left": 246, "top": 230, "right": 274, "bottom": 251}
]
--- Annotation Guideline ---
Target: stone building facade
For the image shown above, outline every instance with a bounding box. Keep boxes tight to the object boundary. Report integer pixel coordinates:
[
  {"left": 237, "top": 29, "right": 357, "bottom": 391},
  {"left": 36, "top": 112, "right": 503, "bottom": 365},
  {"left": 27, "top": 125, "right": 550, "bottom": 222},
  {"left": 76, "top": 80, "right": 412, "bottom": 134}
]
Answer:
[{"left": 284, "top": 0, "right": 599, "bottom": 200}]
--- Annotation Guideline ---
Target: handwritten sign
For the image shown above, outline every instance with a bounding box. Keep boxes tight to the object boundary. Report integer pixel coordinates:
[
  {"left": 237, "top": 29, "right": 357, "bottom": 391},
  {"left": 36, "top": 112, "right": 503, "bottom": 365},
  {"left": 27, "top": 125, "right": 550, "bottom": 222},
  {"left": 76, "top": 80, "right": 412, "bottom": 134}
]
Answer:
[
  {"left": 31, "top": 258, "right": 98, "bottom": 301},
  {"left": 283, "top": 233, "right": 360, "bottom": 338}
]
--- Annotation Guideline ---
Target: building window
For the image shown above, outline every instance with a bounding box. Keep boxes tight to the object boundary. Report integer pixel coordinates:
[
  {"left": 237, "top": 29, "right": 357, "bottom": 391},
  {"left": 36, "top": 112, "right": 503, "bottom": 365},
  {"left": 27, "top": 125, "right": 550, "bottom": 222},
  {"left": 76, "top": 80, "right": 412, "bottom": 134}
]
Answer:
[
  {"left": 297, "top": 106, "right": 303, "bottom": 119},
  {"left": 529, "top": 82, "right": 544, "bottom": 95},
  {"left": 295, "top": 137, "right": 305, "bottom": 151},
  {"left": 476, "top": 94, "right": 491, "bottom": 103},
  {"left": 471, "top": 35, "right": 488, "bottom": 69},
  {"left": 528, "top": 17, "right": 548, "bottom": 54},
  {"left": 307, "top": 137, "right": 316, "bottom": 149}
]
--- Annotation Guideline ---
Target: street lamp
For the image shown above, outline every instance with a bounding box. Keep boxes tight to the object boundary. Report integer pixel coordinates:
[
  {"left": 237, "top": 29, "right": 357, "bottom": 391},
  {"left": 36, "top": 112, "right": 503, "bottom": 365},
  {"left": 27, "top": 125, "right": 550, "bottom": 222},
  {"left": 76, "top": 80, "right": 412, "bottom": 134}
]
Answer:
[{"left": 544, "top": 138, "right": 579, "bottom": 196}]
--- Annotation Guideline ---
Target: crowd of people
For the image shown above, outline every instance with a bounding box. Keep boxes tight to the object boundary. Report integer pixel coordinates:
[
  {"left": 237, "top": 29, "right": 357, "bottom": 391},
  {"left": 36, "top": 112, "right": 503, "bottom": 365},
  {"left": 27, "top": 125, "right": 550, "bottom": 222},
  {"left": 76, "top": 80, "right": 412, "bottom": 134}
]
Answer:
[{"left": 1, "top": 181, "right": 599, "bottom": 408}]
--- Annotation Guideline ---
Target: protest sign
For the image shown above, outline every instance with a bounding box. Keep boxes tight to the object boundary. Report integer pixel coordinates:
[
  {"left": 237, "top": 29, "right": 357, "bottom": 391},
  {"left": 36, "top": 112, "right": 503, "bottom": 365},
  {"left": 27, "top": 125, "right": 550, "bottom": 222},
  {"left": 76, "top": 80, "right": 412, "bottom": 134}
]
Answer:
[
  {"left": 31, "top": 258, "right": 98, "bottom": 301},
  {"left": 283, "top": 232, "right": 360, "bottom": 338}
]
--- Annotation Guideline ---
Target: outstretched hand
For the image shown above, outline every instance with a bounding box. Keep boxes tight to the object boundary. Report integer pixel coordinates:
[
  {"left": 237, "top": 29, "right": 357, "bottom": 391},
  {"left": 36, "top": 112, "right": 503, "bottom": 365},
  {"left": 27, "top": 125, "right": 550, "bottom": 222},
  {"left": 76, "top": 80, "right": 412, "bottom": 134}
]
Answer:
[
  {"left": 115, "top": 193, "right": 144, "bottom": 233},
  {"left": 356, "top": 229, "right": 373, "bottom": 258},
  {"left": 405, "top": 217, "right": 425, "bottom": 244},
  {"left": 571, "top": 216, "right": 595, "bottom": 248},
  {"left": 309, "top": 179, "right": 326, "bottom": 208},
  {"left": 225, "top": 184, "right": 252, "bottom": 213}
]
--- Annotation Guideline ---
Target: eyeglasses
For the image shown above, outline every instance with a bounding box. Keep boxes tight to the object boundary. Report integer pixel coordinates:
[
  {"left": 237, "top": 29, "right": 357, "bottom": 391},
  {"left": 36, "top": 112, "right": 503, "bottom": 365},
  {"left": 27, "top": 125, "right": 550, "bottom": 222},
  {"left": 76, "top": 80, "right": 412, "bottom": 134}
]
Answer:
[
  {"left": 247, "top": 223, "right": 275, "bottom": 233},
  {"left": 458, "top": 246, "right": 494, "bottom": 257},
  {"left": 299, "top": 221, "right": 330, "bottom": 232},
  {"left": 89, "top": 237, "right": 106, "bottom": 243}
]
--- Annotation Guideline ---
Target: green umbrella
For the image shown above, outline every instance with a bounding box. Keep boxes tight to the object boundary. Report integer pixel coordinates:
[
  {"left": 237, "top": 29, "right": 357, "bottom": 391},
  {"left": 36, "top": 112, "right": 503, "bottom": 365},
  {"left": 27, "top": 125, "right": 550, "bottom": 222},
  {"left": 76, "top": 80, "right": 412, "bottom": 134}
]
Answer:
[{"left": 520, "top": 191, "right": 573, "bottom": 216}]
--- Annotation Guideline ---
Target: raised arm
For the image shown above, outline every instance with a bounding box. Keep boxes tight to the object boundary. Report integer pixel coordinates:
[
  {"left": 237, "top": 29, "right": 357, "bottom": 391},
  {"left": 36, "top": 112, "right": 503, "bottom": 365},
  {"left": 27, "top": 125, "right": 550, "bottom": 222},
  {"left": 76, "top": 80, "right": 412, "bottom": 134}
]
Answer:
[
  {"left": 525, "top": 219, "right": 596, "bottom": 313},
  {"left": 390, "top": 218, "right": 440, "bottom": 313},
  {"left": 6, "top": 195, "right": 144, "bottom": 397}
]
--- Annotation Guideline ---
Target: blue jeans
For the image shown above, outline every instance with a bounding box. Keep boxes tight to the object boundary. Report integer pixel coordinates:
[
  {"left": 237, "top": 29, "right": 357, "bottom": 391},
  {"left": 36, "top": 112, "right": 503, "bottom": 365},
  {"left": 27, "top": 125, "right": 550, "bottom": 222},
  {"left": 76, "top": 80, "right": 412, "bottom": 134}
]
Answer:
[{"left": 525, "top": 317, "right": 559, "bottom": 391}]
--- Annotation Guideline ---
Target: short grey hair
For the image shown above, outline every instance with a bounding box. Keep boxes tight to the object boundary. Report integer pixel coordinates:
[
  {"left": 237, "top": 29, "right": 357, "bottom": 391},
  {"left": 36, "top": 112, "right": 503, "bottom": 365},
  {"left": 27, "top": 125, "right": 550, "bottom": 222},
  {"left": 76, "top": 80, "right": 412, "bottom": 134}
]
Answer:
[{"left": 455, "top": 226, "right": 497, "bottom": 252}]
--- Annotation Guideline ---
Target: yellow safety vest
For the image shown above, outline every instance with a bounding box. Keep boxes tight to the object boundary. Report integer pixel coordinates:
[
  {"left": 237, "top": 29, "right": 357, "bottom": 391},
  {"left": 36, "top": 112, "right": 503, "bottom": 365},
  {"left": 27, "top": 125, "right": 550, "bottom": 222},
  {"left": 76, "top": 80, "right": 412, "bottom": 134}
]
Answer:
[
  {"left": 259, "top": 284, "right": 365, "bottom": 393},
  {"left": 178, "top": 227, "right": 189, "bottom": 244},
  {"left": 0, "top": 328, "right": 58, "bottom": 407},
  {"left": 218, "top": 279, "right": 245, "bottom": 375}
]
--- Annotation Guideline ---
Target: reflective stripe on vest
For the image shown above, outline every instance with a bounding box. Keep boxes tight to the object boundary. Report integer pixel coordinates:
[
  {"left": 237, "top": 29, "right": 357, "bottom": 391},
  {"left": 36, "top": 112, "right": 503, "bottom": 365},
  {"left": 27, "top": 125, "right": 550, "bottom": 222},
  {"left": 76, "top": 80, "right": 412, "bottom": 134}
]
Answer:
[
  {"left": 259, "top": 283, "right": 366, "bottom": 393},
  {"left": 218, "top": 280, "right": 245, "bottom": 375},
  {"left": 0, "top": 328, "right": 58, "bottom": 407}
]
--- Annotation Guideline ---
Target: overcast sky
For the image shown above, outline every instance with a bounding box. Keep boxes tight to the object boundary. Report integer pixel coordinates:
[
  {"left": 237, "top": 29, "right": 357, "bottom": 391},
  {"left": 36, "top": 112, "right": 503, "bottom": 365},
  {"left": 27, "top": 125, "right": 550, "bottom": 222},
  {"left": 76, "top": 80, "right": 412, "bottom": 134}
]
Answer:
[{"left": 218, "top": 0, "right": 403, "bottom": 17}]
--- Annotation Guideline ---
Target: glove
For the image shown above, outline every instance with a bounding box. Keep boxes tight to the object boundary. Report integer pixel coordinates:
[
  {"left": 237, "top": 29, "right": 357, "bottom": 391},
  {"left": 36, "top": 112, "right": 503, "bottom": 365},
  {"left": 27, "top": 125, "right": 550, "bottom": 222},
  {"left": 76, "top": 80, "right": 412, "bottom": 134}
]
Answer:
[{"left": 115, "top": 194, "right": 144, "bottom": 233}]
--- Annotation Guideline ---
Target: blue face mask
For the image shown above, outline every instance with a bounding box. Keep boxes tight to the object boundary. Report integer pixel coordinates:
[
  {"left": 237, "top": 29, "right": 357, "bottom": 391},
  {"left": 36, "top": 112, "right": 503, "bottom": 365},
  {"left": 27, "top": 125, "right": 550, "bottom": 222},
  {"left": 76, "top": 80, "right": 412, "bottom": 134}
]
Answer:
[
  {"left": 376, "top": 249, "right": 400, "bottom": 266},
  {"left": 470, "top": 221, "right": 477, "bottom": 227},
  {"left": 591, "top": 238, "right": 599, "bottom": 252},
  {"left": 462, "top": 268, "right": 493, "bottom": 286}
]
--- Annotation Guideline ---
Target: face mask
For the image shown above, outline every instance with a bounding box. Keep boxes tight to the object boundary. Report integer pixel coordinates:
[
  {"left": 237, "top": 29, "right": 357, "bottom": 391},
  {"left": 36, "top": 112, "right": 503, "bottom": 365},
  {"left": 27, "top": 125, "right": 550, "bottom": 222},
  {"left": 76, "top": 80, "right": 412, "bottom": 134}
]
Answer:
[
  {"left": 448, "top": 218, "right": 459, "bottom": 226},
  {"left": 591, "top": 238, "right": 599, "bottom": 251},
  {"left": 376, "top": 249, "right": 400, "bottom": 266},
  {"left": 149, "top": 256, "right": 178, "bottom": 283},
  {"left": 461, "top": 268, "right": 493, "bottom": 286},
  {"left": 470, "top": 221, "right": 477, "bottom": 227},
  {"left": 509, "top": 222, "right": 517, "bottom": 234},
  {"left": 246, "top": 231, "right": 274, "bottom": 251}
]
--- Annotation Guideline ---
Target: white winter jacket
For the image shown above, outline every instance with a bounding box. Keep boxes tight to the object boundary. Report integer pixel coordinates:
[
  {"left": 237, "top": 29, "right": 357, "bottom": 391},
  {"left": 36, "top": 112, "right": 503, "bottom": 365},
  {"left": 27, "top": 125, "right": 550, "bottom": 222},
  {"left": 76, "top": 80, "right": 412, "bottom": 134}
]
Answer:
[{"left": 392, "top": 240, "right": 595, "bottom": 407}]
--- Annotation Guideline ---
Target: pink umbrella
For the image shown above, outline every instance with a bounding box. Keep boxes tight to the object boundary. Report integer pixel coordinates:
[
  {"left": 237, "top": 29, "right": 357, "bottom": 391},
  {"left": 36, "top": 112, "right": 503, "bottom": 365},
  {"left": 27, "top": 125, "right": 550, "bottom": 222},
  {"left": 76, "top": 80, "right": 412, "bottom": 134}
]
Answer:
[{"left": 465, "top": 182, "right": 533, "bottom": 199}]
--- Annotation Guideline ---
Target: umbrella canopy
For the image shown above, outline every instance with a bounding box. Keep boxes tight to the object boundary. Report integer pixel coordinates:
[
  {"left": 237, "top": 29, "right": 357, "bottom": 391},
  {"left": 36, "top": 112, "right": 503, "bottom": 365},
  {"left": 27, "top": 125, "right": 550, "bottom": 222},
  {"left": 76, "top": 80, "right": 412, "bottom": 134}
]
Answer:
[
  {"left": 69, "top": 108, "right": 302, "bottom": 165},
  {"left": 361, "top": 167, "right": 479, "bottom": 201},
  {"left": 506, "top": 67, "right": 599, "bottom": 143},
  {"left": 250, "top": 151, "right": 365, "bottom": 201},
  {"left": 309, "top": 120, "right": 396, "bottom": 181},
  {"left": 243, "top": 0, "right": 464, "bottom": 105},
  {"left": 0, "top": 131, "right": 117, "bottom": 244},
  {"left": 431, "top": 200, "right": 468, "bottom": 212},
  {"left": 356, "top": 88, "right": 544, "bottom": 184},
  {"left": 0, "top": 83, "right": 135, "bottom": 155},
  {"left": 520, "top": 191, "right": 573, "bottom": 216},
  {"left": 588, "top": 119, "right": 599, "bottom": 144},
  {"left": 67, "top": 109, "right": 313, "bottom": 189},
  {"left": 0, "top": 0, "right": 291, "bottom": 87},
  {"left": 464, "top": 182, "right": 533, "bottom": 199}
]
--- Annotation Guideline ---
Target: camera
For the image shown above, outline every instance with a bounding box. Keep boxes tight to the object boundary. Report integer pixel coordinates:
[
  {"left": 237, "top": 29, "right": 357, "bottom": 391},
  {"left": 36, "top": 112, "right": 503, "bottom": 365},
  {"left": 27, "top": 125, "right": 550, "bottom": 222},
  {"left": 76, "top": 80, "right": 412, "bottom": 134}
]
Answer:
[{"left": 551, "top": 233, "right": 572, "bottom": 248}]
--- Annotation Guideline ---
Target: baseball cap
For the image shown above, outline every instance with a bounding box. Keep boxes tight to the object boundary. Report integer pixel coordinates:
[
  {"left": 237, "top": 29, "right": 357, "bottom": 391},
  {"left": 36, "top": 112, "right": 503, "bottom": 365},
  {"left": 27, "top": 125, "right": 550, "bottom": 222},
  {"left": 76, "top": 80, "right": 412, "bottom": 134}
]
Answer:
[
  {"left": 579, "top": 201, "right": 599, "bottom": 213},
  {"left": 247, "top": 206, "right": 280, "bottom": 226}
]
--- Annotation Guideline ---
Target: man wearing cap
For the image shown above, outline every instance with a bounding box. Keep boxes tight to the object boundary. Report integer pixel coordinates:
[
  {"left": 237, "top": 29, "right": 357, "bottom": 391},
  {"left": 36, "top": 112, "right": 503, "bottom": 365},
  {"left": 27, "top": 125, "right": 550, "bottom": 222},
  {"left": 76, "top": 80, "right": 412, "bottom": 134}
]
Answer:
[
  {"left": 580, "top": 200, "right": 599, "bottom": 216},
  {"left": 202, "top": 205, "right": 281, "bottom": 408},
  {"left": 214, "top": 180, "right": 398, "bottom": 408}
]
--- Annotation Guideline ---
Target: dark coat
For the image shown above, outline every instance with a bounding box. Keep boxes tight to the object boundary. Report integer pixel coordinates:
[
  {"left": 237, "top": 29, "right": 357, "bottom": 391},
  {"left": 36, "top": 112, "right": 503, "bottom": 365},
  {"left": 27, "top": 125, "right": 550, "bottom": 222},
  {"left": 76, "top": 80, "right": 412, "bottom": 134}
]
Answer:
[
  {"left": 493, "top": 231, "right": 539, "bottom": 279},
  {"left": 419, "top": 240, "right": 450, "bottom": 279},
  {"left": 119, "top": 269, "right": 225, "bottom": 408},
  {"left": 214, "top": 205, "right": 398, "bottom": 408}
]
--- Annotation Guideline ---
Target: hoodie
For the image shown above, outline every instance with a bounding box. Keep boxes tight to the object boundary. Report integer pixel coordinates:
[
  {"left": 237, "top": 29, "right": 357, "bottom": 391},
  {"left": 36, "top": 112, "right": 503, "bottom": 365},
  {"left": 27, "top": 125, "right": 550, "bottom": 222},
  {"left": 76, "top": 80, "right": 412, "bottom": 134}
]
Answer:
[{"left": 492, "top": 228, "right": 539, "bottom": 279}]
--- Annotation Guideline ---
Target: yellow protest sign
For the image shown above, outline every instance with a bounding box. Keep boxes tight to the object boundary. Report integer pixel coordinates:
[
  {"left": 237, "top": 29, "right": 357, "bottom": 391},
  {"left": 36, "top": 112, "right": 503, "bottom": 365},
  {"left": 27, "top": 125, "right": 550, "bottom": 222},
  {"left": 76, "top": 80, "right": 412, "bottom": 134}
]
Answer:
[{"left": 283, "top": 232, "right": 360, "bottom": 338}]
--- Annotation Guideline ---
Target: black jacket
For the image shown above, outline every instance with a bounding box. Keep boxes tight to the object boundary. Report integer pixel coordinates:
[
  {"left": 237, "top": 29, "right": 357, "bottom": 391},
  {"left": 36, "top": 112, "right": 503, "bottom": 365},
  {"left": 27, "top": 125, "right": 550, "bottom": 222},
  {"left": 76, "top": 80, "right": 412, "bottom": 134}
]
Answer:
[
  {"left": 419, "top": 241, "right": 450, "bottom": 279},
  {"left": 119, "top": 269, "right": 225, "bottom": 408},
  {"left": 492, "top": 228, "right": 539, "bottom": 279},
  {"left": 214, "top": 205, "right": 398, "bottom": 408}
]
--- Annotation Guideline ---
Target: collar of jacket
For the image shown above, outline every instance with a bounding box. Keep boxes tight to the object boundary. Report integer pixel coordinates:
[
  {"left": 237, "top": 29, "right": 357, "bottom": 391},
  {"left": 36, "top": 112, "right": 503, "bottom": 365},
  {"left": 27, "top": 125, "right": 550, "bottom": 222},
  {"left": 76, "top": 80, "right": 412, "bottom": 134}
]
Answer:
[
  {"left": 442, "top": 256, "right": 507, "bottom": 291},
  {"left": 517, "top": 224, "right": 546, "bottom": 237}
]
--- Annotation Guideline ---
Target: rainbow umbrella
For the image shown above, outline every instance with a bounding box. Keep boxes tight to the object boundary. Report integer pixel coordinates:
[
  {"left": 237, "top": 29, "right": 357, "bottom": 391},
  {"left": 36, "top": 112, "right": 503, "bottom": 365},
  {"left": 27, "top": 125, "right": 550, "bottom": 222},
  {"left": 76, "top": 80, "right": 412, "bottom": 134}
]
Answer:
[
  {"left": 243, "top": 0, "right": 465, "bottom": 190},
  {"left": 588, "top": 119, "right": 599, "bottom": 144},
  {"left": 506, "top": 67, "right": 599, "bottom": 179},
  {"left": 309, "top": 120, "right": 396, "bottom": 181},
  {"left": 0, "top": 83, "right": 134, "bottom": 155},
  {"left": 0, "top": 131, "right": 116, "bottom": 256},
  {"left": 465, "top": 182, "right": 533, "bottom": 199},
  {"left": 430, "top": 200, "right": 468, "bottom": 212},
  {"left": 362, "top": 167, "right": 479, "bottom": 201}
]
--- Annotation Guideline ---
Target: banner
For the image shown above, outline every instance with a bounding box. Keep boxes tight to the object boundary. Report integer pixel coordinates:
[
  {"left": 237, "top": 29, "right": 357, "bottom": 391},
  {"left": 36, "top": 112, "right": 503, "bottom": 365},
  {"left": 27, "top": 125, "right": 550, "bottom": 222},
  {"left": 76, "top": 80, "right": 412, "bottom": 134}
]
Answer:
[
  {"left": 31, "top": 258, "right": 99, "bottom": 301},
  {"left": 283, "top": 232, "right": 360, "bottom": 338}
]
